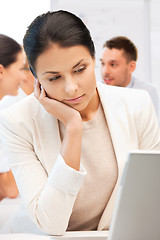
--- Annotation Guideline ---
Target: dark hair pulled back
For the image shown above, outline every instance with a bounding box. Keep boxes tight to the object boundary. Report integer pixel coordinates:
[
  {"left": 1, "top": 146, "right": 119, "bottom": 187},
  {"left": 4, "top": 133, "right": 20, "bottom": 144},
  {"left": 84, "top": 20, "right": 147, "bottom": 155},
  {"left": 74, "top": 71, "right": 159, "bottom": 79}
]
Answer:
[{"left": 23, "top": 10, "right": 95, "bottom": 77}]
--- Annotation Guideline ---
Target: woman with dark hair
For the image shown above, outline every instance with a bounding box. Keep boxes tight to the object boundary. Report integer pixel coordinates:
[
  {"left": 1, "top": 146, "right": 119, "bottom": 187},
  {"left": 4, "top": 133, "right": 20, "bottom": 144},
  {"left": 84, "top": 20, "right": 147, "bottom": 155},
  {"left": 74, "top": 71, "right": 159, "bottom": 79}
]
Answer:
[
  {"left": 0, "top": 34, "right": 26, "bottom": 201},
  {"left": 0, "top": 11, "right": 159, "bottom": 234},
  {"left": 0, "top": 51, "right": 35, "bottom": 110},
  {"left": 0, "top": 34, "right": 25, "bottom": 99}
]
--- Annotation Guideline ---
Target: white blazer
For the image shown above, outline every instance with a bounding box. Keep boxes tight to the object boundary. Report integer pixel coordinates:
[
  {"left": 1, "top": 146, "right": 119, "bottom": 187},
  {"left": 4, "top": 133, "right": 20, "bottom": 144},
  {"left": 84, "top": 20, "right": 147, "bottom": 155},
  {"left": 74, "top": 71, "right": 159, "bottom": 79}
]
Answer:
[{"left": 0, "top": 82, "right": 160, "bottom": 235}]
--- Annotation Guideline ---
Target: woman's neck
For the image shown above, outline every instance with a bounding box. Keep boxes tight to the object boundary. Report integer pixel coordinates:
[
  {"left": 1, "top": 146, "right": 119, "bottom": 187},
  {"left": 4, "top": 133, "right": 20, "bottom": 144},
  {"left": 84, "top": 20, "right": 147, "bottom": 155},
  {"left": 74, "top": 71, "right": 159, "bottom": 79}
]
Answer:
[{"left": 80, "top": 89, "right": 100, "bottom": 122}]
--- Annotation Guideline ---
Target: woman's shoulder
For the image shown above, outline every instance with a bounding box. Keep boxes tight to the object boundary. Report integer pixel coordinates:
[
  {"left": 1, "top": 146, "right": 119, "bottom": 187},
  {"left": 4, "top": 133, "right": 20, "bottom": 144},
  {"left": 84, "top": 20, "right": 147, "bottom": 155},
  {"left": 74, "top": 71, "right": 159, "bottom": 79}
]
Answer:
[
  {"left": 98, "top": 81, "right": 151, "bottom": 103},
  {"left": 97, "top": 81, "right": 153, "bottom": 114},
  {"left": 0, "top": 94, "right": 35, "bottom": 114},
  {"left": 0, "top": 94, "right": 58, "bottom": 144},
  {"left": 0, "top": 94, "right": 45, "bottom": 125}
]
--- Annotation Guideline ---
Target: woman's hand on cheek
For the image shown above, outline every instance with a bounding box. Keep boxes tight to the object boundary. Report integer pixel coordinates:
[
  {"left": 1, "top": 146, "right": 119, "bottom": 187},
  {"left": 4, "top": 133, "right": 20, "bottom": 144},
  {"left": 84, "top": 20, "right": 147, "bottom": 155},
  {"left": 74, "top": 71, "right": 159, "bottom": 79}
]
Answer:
[{"left": 34, "top": 79, "right": 82, "bottom": 128}]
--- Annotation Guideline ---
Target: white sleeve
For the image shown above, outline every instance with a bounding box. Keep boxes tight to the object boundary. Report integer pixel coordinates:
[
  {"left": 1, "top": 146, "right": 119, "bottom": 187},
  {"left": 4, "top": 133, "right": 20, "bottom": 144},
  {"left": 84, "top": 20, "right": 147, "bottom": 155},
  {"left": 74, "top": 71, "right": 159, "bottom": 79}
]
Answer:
[
  {"left": 0, "top": 115, "right": 86, "bottom": 235},
  {"left": 48, "top": 154, "right": 86, "bottom": 195}
]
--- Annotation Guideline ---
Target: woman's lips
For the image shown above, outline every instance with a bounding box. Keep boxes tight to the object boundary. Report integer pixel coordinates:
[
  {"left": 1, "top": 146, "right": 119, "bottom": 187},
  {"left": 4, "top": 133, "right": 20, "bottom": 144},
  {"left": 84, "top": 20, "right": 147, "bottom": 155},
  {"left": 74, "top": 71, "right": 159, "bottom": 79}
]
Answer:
[{"left": 64, "top": 94, "right": 85, "bottom": 104}]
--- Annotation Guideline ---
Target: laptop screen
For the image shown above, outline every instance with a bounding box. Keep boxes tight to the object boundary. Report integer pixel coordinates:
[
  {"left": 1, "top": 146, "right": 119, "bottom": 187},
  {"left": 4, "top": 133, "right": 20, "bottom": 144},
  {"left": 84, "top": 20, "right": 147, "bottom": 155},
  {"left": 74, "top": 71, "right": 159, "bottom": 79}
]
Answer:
[{"left": 108, "top": 151, "right": 160, "bottom": 240}]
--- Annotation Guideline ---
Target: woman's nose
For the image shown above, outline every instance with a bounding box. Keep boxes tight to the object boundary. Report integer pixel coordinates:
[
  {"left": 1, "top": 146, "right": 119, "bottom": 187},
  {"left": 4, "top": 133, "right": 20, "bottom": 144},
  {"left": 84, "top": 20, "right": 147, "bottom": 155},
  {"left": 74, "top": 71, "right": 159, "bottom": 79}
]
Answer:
[{"left": 64, "top": 77, "right": 78, "bottom": 95}]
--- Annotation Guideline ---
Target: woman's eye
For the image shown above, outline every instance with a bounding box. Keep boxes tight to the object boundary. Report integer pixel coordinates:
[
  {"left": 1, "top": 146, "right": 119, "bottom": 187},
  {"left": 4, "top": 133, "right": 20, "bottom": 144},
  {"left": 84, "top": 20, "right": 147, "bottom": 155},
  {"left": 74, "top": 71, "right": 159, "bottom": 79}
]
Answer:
[
  {"left": 74, "top": 67, "right": 86, "bottom": 73},
  {"left": 48, "top": 76, "right": 61, "bottom": 81}
]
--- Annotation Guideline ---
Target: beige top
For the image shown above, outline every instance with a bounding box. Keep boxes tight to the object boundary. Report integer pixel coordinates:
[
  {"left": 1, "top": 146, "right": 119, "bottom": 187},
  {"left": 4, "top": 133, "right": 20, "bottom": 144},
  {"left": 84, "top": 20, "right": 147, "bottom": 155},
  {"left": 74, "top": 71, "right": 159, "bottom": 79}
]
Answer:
[{"left": 60, "top": 104, "right": 118, "bottom": 231}]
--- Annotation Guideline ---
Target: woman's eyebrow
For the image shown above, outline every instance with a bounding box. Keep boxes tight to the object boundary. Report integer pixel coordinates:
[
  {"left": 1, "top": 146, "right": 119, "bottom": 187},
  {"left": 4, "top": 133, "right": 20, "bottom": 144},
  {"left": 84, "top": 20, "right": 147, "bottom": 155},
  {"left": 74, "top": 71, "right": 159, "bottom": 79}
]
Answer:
[
  {"left": 42, "top": 59, "right": 87, "bottom": 75},
  {"left": 42, "top": 71, "right": 59, "bottom": 75},
  {"left": 72, "top": 59, "right": 84, "bottom": 69}
]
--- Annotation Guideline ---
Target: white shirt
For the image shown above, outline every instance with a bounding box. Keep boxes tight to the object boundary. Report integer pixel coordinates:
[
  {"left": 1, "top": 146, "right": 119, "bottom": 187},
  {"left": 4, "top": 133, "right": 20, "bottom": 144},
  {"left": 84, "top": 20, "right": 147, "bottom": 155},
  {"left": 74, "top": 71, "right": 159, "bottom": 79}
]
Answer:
[
  {"left": 0, "top": 88, "right": 27, "bottom": 110},
  {"left": 127, "top": 76, "right": 160, "bottom": 122}
]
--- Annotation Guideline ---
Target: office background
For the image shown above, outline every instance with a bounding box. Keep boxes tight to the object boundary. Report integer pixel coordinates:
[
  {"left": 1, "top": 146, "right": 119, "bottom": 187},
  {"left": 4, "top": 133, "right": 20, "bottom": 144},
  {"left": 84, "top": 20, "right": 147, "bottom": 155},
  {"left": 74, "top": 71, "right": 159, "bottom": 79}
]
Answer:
[{"left": 0, "top": 0, "right": 160, "bottom": 90}]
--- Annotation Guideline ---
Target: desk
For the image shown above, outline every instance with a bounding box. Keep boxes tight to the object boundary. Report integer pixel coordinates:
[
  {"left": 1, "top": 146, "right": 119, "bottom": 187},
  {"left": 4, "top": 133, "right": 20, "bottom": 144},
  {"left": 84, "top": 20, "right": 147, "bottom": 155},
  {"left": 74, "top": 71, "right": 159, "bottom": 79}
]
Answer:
[
  {"left": 0, "top": 233, "right": 50, "bottom": 240},
  {"left": 0, "top": 231, "right": 109, "bottom": 240}
]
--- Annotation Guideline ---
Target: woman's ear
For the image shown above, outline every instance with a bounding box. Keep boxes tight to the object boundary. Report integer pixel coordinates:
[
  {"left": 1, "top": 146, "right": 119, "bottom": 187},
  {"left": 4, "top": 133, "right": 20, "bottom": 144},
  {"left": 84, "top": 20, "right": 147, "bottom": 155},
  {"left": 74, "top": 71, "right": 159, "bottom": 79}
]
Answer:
[{"left": 0, "top": 64, "right": 5, "bottom": 80}]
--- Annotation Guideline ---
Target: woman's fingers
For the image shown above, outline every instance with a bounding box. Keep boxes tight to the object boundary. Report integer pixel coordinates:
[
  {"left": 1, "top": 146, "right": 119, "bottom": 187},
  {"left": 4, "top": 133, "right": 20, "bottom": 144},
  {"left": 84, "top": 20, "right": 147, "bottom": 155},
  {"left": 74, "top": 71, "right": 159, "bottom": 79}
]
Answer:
[
  {"left": 34, "top": 78, "right": 46, "bottom": 101},
  {"left": 33, "top": 79, "right": 82, "bottom": 126},
  {"left": 34, "top": 78, "right": 40, "bottom": 98}
]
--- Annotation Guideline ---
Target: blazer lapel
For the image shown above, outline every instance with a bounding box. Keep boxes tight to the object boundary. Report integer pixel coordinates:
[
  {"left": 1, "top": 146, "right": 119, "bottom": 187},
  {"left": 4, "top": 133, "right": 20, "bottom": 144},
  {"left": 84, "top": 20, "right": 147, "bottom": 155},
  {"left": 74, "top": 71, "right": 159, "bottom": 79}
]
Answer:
[
  {"left": 97, "top": 83, "right": 132, "bottom": 168},
  {"left": 97, "top": 83, "right": 136, "bottom": 230}
]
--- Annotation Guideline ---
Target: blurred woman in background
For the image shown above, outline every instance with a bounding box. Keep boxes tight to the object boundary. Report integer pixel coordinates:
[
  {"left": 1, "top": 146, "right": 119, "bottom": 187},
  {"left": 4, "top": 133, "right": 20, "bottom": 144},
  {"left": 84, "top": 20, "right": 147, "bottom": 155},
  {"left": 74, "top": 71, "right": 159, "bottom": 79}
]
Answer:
[
  {"left": 0, "top": 34, "right": 26, "bottom": 200},
  {"left": 0, "top": 44, "right": 35, "bottom": 110}
]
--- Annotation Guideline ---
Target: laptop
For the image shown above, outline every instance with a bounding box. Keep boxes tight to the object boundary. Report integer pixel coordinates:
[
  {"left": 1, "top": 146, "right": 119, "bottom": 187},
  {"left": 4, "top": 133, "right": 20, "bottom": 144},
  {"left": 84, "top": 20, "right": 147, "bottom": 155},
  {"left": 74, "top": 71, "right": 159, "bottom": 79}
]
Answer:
[
  {"left": 108, "top": 150, "right": 160, "bottom": 240},
  {"left": 50, "top": 150, "right": 160, "bottom": 240}
]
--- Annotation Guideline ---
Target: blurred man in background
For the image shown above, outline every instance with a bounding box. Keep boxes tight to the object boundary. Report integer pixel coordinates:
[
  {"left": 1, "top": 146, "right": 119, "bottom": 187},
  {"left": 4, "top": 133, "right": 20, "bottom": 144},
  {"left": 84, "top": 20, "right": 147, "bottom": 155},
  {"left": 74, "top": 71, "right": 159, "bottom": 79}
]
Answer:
[{"left": 100, "top": 36, "right": 160, "bottom": 121}]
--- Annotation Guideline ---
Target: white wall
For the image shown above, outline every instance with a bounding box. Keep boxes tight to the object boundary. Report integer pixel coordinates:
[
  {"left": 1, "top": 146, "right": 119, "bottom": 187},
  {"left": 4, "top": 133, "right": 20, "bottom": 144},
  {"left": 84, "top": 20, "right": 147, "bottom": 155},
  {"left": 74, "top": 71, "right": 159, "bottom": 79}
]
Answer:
[
  {"left": 0, "top": 0, "right": 50, "bottom": 44},
  {"left": 150, "top": 0, "right": 160, "bottom": 90}
]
